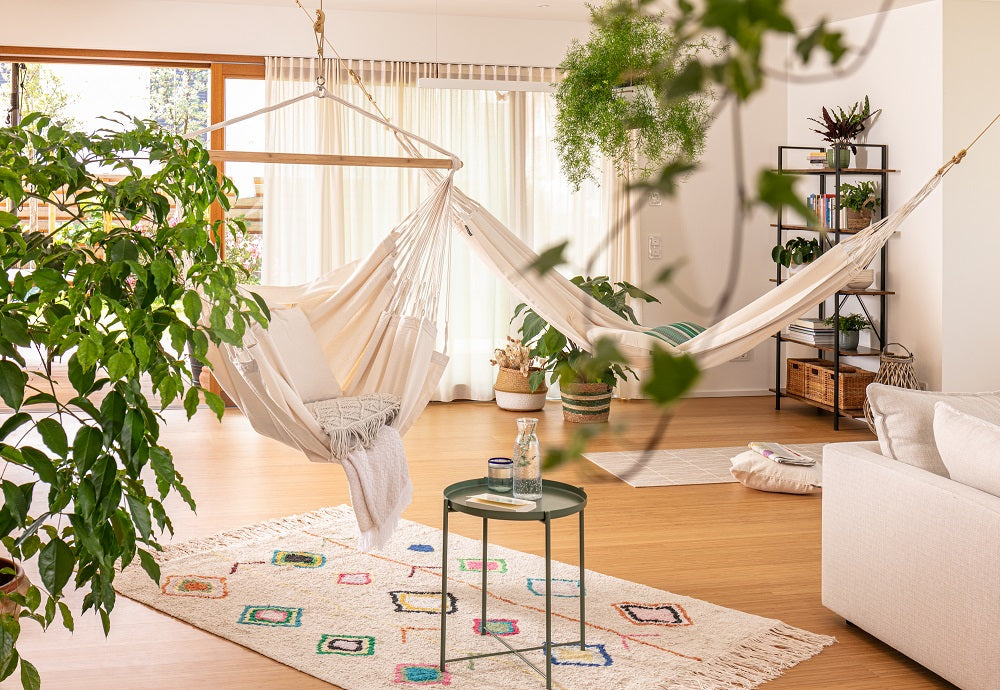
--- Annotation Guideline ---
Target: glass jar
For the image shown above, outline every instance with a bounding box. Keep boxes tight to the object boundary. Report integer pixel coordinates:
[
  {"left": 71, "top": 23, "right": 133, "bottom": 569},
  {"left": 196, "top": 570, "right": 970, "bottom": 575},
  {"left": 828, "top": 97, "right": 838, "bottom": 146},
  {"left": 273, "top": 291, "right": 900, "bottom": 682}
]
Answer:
[
  {"left": 512, "top": 417, "right": 542, "bottom": 500},
  {"left": 487, "top": 457, "right": 513, "bottom": 493}
]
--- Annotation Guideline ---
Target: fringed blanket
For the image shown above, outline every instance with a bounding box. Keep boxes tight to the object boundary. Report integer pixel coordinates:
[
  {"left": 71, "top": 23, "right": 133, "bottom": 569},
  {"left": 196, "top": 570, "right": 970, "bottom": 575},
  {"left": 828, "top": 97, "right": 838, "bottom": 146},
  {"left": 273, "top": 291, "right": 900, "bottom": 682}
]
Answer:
[{"left": 306, "top": 393, "right": 409, "bottom": 551}]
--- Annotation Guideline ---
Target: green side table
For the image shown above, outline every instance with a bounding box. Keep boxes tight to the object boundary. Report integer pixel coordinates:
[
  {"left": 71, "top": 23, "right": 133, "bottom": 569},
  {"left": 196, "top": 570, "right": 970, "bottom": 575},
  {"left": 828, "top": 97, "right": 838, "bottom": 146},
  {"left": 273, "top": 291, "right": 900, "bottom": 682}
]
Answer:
[{"left": 439, "top": 478, "right": 588, "bottom": 689}]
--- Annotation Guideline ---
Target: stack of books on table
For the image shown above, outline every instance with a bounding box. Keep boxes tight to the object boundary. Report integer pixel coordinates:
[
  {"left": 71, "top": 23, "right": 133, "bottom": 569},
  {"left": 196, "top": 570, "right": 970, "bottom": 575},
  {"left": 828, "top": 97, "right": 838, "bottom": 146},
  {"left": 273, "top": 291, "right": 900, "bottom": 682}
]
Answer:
[
  {"left": 807, "top": 151, "right": 827, "bottom": 167},
  {"left": 785, "top": 317, "right": 834, "bottom": 345}
]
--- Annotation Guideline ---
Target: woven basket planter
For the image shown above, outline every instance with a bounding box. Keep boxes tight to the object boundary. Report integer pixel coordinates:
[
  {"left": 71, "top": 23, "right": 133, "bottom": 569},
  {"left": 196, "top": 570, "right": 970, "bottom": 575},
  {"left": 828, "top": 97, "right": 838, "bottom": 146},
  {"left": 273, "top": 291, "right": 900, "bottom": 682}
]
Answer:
[
  {"left": 846, "top": 208, "right": 874, "bottom": 230},
  {"left": 561, "top": 382, "right": 613, "bottom": 423},
  {"left": 494, "top": 367, "right": 547, "bottom": 412}
]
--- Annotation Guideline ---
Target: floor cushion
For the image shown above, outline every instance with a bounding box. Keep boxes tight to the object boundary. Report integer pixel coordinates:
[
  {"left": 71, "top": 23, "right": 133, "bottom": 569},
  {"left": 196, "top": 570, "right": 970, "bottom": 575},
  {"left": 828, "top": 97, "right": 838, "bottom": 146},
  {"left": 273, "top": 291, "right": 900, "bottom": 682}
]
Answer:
[{"left": 730, "top": 450, "right": 822, "bottom": 494}]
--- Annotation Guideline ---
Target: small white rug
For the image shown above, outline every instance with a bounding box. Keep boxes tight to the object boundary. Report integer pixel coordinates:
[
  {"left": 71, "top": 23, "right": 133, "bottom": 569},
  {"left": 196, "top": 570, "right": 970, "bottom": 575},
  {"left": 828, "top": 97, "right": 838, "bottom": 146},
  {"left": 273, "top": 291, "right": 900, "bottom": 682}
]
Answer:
[{"left": 583, "top": 444, "right": 826, "bottom": 488}]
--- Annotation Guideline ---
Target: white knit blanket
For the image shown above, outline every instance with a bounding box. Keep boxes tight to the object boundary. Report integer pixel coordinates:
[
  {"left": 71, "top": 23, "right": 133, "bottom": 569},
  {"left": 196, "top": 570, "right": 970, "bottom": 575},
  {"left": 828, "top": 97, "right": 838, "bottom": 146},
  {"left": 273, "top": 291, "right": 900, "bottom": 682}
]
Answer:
[{"left": 306, "top": 393, "right": 409, "bottom": 551}]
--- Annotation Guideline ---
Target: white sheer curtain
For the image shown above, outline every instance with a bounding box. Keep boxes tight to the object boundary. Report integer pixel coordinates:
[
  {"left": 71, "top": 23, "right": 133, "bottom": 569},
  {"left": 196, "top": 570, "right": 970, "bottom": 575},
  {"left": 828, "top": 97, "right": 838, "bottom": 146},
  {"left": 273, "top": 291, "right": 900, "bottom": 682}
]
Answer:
[{"left": 263, "top": 57, "right": 633, "bottom": 401}]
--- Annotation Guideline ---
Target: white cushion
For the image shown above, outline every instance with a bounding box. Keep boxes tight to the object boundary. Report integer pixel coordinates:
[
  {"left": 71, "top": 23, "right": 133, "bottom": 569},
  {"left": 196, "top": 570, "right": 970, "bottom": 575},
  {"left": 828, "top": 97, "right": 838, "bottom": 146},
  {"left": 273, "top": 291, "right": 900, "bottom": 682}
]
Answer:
[
  {"left": 265, "top": 306, "right": 342, "bottom": 403},
  {"left": 866, "top": 383, "right": 1000, "bottom": 477},
  {"left": 729, "top": 450, "right": 821, "bottom": 495},
  {"left": 933, "top": 402, "right": 1000, "bottom": 498}
]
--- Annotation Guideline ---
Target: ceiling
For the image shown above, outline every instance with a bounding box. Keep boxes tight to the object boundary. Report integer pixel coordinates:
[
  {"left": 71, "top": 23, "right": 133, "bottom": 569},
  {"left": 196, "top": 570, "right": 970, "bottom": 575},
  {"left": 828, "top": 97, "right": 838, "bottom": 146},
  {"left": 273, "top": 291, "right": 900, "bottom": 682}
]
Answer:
[{"left": 158, "top": 0, "right": 934, "bottom": 24}]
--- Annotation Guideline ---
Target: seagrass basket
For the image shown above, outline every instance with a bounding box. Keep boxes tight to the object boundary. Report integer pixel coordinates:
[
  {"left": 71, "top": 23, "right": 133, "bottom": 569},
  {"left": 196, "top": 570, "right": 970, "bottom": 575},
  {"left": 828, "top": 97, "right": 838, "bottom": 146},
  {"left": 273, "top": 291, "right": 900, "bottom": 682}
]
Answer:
[{"left": 863, "top": 343, "right": 918, "bottom": 432}]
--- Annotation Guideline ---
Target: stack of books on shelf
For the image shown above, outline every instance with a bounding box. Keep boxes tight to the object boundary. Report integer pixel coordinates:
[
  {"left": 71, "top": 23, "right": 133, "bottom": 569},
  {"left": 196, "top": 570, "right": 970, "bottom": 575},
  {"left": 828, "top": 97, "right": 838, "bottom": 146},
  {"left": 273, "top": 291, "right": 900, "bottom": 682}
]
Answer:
[
  {"left": 785, "top": 317, "right": 834, "bottom": 345},
  {"left": 807, "top": 151, "right": 827, "bottom": 167},
  {"left": 806, "top": 193, "right": 847, "bottom": 229}
]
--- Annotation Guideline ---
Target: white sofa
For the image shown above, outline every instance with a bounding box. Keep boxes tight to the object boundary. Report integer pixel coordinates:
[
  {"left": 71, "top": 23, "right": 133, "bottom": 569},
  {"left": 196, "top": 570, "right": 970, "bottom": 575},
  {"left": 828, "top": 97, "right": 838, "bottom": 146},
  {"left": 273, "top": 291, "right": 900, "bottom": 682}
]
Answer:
[{"left": 822, "top": 441, "right": 1000, "bottom": 690}]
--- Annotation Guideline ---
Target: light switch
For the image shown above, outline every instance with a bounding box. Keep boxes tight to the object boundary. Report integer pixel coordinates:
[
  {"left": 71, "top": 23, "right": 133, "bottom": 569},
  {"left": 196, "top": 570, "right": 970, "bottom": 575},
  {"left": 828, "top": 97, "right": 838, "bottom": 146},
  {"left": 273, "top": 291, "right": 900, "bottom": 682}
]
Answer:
[{"left": 648, "top": 235, "right": 662, "bottom": 259}]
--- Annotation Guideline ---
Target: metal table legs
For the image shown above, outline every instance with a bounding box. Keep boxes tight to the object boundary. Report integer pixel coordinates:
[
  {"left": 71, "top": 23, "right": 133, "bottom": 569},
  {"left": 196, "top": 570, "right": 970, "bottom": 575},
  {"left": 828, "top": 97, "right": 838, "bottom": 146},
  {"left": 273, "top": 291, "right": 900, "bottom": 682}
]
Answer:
[{"left": 438, "top": 501, "right": 587, "bottom": 689}]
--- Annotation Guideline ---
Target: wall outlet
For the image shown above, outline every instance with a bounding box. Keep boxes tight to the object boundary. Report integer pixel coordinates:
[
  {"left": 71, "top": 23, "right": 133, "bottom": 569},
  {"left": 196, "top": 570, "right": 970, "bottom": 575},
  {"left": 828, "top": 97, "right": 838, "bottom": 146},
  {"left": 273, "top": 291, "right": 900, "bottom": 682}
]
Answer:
[
  {"left": 649, "top": 191, "right": 662, "bottom": 206},
  {"left": 647, "top": 234, "right": 662, "bottom": 259},
  {"left": 731, "top": 350, "right": 753, "bottom": 362}
]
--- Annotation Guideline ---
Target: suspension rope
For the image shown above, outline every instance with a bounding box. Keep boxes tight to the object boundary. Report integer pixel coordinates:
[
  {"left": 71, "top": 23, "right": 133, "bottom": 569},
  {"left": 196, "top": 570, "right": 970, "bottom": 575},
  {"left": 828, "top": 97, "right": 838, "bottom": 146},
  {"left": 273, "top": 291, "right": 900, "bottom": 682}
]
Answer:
[{"left": 938, "top": 110, "right": 1000, "bottom": 177}]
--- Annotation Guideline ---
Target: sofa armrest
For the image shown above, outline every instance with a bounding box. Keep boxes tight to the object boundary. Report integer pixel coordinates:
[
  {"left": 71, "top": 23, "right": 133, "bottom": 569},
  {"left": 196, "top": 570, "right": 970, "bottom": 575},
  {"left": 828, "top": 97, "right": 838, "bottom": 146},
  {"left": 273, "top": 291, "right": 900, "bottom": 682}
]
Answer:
[{"left": 822, "top": 441, "right": 1000, "bottom": 690}]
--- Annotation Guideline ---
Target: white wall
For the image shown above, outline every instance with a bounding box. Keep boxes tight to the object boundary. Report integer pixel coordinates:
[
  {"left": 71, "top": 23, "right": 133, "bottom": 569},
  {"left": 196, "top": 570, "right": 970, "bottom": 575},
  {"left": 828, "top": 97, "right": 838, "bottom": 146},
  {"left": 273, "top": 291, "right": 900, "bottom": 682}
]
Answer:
[
  {"left": 941, "top": 0, "right": 1000, "bottom": 391},
  {"left": 786, "top": 1, "right": 945, "bottom": 388},
  {"left": 639, "top": 67, "right": 789, "bottom": 396},
  {"left": 0, "top": 0, "right": 589, "bottom": 67}
]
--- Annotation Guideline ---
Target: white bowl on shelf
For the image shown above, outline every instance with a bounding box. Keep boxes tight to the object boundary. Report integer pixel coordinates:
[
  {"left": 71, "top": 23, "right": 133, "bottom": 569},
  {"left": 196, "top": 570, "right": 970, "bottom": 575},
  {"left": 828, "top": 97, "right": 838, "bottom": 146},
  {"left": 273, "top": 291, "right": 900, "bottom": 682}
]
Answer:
[{"left": 844, "top": 269, "right": 875, "bottom": 290}]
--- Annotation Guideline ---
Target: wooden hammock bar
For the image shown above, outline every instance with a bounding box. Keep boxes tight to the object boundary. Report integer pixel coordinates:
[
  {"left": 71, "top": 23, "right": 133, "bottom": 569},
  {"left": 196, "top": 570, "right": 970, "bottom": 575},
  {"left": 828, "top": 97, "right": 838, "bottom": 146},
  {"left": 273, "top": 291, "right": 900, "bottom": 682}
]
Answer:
[{"left": 207, "top": 150, "right": 454, "bottom": 169}]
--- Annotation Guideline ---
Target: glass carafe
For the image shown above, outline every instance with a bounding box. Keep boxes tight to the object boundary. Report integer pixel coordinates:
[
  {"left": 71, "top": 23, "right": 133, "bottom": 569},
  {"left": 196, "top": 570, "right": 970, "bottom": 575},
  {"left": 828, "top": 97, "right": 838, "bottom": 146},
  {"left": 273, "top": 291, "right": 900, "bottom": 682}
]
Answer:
[{"left": 512, "top": 417, "right": 542, "bottom": 500}]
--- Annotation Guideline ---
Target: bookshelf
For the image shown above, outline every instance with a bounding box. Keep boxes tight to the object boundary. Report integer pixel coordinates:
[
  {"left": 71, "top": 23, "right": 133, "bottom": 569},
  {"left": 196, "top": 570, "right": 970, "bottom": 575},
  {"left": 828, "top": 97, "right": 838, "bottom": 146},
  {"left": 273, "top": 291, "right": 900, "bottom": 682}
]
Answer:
[{"left": 772, "top": 143, "right": 896, "bottom": 429}]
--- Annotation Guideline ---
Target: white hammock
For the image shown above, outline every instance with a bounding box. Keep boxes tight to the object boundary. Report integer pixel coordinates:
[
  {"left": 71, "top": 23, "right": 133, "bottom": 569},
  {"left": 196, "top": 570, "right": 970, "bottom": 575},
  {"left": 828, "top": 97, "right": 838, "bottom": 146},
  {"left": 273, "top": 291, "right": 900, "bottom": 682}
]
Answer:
[{"left": 201, "top": 85, "right": 977, "bottom": 463}]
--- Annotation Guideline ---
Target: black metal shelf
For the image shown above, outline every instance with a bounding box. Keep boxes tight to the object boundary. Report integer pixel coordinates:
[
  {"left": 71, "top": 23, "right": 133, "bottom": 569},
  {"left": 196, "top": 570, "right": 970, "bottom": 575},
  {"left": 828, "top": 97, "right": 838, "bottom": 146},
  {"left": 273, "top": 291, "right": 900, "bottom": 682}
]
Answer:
[{"left": 773, "top": 143, "right": 893, "bottom": 430}]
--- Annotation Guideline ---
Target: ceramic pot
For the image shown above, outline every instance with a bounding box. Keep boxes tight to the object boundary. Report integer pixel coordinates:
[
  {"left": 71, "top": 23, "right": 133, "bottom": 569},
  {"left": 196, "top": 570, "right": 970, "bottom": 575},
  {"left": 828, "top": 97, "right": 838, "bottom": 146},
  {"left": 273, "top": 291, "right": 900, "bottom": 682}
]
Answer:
[
  {"left": 561, "top": 382, "right": 612, "bottom": 423},
  {"left": 0, "top": 557, "right": 28, "bottom": 617},
  {"left": 840, "top": 330, "right": 860, "bottom": 351},
  {"left": 826, "top": 147, "right": 851, "bottom": 169}
]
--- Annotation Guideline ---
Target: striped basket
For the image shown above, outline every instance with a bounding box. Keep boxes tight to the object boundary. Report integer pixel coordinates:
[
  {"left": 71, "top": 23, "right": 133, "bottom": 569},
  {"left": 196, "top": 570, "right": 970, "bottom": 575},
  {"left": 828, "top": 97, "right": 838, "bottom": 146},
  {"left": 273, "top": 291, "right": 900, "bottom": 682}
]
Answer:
[{"left": 561, "top": 382, "right": 613, "bottom": 423}]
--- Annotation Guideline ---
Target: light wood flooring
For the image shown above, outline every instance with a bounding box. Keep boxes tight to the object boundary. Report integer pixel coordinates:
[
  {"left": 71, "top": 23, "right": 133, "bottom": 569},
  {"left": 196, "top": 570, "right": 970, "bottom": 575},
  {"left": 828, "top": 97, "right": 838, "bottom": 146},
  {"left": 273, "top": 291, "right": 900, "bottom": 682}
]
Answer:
[{"left": 9, "top": 396, "right": 954, "bottom": 689}]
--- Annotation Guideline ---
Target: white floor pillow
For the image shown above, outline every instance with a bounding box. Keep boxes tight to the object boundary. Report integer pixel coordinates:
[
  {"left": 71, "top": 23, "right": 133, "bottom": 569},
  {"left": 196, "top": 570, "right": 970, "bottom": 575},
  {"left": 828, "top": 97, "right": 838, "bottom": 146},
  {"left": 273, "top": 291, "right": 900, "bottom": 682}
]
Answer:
[{"left": 730, "top": 450, "right": 822, "bottom": 495}]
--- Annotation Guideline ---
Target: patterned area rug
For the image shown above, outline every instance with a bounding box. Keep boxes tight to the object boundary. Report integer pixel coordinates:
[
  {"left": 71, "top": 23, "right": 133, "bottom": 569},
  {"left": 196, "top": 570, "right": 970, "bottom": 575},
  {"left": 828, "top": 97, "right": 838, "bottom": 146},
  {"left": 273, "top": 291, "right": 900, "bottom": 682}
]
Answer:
[
  {"left": 115, "top": 505, "right": 834, "bottom": 689},
  {"left": 583, "top": 444, "right": 826, "bottom": 488}
]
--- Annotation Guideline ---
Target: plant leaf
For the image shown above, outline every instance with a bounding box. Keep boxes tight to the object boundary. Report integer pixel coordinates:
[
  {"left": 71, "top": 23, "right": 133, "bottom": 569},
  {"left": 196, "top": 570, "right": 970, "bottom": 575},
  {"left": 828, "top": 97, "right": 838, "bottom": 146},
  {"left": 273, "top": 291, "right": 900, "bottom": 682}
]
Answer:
[{"left": 38, "top": 538, "right": 74, "bottom": 597}]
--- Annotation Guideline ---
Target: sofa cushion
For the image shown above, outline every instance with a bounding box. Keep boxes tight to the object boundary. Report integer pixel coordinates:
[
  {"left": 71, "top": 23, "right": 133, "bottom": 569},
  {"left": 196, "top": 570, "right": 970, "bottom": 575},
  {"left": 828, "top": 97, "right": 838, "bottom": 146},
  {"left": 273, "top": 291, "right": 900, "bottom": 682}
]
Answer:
[
  {"left": 729, "top": 450, "right": 821, "bottom": 494},
  {"left": 866, "top": 383, "right": 1000, "bottom": 477},
  {"left": 933, "top": 402, "right": 1000, "bottom": 498}
]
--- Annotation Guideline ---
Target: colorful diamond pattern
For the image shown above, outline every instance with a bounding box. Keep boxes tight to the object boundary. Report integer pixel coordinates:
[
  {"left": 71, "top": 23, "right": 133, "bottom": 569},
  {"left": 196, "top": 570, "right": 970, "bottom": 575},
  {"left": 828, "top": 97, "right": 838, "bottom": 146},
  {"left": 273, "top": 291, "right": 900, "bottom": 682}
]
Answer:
[
  {"left": 613, "top": 602, "right": 693, "bottom": 627},
  {"left": 472, "top": 618, "right": 519, "bottom": 636},
  {"left": 237, "top": 605, "right": 303, "bottom": 627},
  {"left": 526, "top": 577, "right": 580, "bottom": 598},
  {"left": 161, "top": 574, "right": 228, "bottom": 599},
  {"left": 458, "top": 558, "right": 507, "bottom": 573},
  {"left": 389, "top": 591, "right": 456, "bottom": 615},
  {"left": 549, "top": 643, "right": 613, "bottom": 667},
  {"left": 337, "top": 572, "right": 372, "bottom": 585},
  {"left": 272, "top": 550, "right": 326, "bottom": 568},
  {"left": 316, "top": 634, "right": 375, "bottom": 656},
  {"left": 394, "top": 664, "right": 451, "bottom": 685}
]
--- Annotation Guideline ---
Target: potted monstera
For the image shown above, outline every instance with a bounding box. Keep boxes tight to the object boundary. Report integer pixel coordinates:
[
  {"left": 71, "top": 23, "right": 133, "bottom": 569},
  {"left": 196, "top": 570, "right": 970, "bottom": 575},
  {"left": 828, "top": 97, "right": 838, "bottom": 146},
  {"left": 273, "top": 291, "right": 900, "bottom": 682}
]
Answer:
[
  {"left": 513, "top": 276, "right": 658, "bottom": 423},
  {"left": 0, "top": 114, "right": 266, "bottom": 687}
]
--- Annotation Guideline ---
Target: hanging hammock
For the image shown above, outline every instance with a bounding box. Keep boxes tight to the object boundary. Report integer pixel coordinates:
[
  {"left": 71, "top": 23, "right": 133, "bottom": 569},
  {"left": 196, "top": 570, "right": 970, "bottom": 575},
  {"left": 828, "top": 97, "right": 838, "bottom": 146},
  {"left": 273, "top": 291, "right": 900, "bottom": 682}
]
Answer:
[{"left": 198, "top": 50, "right": 992, "bottom": 550}]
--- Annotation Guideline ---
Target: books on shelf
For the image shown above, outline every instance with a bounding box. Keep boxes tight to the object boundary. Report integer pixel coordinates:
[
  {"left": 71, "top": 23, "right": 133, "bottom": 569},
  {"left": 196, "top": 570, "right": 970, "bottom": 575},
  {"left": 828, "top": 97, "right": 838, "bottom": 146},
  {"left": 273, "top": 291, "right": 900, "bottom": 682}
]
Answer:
[
  {"left": 805, "top": 194, "right": 848, "bottom": 229},
  {"left": 748, "top": 441, "right": 817, "bottom": 466},
  {"left": 785, "top": 317, "right": 834, "bottom": 344},
  {"left": 807, "top": 152, "right": 827, "bottom": 167}
]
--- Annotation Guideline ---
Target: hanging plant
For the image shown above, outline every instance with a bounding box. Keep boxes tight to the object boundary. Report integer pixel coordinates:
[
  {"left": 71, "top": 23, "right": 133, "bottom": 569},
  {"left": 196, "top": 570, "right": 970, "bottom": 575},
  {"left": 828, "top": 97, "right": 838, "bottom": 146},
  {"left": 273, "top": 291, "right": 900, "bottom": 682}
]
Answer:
[{"left": 554, "top": 2, "right": 718, "bottom": 191}]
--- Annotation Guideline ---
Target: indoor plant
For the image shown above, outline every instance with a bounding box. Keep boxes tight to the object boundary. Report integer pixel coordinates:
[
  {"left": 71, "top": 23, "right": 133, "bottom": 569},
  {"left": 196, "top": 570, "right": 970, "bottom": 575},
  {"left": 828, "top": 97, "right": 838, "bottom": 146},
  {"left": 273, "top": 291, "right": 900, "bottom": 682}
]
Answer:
[
  {"left": 490, "top": 337, "right": 547, "bottom": 412},
  {"left": 513, "top": 276, "right": 658, "bottom": 423},
  {"left": 807, "top": 96, "right": 880, "bottom": 169},
  {"left": 772, "top": 237, "right": 821, "bottom": 274},
  {"left": 838, "top": 181, "right": 881, "bottom": 229},
  {"left": 824, "top": 313, "right": 872, "bottom": 350},
  {"left": 553, "top": 2, "right": 717, "bottom": 190},
  {"left": 0, "top": 113, "right": 267, "bottom": 687}
]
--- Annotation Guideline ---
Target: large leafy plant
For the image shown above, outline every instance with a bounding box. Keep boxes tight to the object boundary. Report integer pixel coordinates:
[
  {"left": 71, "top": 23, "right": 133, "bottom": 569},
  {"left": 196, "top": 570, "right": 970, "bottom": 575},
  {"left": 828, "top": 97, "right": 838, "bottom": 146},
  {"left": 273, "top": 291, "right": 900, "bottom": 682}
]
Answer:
[
  {"left": 807, "top": 96, "right": 879, "bottom": 153},
  {"left": 513, "top": 276, "right": 659, "bottom": 390},
  {"left": 554, "top": 2, "right": 717, "bottom": 190},
  {"left": 0, "top": 114, "right": 268, "bottom": 687}
]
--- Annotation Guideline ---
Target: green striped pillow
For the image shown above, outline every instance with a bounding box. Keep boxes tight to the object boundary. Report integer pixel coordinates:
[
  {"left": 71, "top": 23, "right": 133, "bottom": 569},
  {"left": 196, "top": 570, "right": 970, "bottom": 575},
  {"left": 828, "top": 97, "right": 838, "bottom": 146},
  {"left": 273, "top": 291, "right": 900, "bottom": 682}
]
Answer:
[{"left": 645, "top": 321, "right": 705, "bottom": 347}]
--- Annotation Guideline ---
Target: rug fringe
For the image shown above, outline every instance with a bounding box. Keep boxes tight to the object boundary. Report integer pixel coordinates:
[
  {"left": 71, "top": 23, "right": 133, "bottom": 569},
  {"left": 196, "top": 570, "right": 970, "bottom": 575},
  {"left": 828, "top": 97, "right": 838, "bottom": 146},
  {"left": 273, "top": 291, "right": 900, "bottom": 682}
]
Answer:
[
  {"left": 658, "top": 623, "right": 836, "bottom": 690},
  {"left": 153, "top": 505, "right": 356, "bottom": 562}
]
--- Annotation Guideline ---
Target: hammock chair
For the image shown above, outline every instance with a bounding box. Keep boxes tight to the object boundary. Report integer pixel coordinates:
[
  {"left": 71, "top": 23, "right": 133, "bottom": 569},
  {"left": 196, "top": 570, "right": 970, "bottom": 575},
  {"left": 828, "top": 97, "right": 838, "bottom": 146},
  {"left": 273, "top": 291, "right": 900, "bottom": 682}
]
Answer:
[{"left": 196, "top": 61, "right": 990, "bottom": 550}]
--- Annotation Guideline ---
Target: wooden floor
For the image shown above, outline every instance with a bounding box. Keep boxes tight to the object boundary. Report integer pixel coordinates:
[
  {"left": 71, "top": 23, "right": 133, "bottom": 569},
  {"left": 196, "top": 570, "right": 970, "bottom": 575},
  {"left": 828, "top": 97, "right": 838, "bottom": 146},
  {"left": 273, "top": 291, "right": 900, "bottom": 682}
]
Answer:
[{"left": 10, "top": 396, "right": 954, "bottom": 689}]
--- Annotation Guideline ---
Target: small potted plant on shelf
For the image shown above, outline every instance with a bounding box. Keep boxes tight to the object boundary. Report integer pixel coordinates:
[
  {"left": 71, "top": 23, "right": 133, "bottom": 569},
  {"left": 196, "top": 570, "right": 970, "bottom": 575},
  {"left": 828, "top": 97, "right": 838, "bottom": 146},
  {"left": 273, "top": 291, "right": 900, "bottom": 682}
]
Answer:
[
  {"left": 491, "top": 337, "right": 547, "bottom": 412},
  {"left": 772, "top": 237, "right": 821, "bottom": 275},
  {"left": 839, "top": 181, "right": 881, "bottom": 230},
  {"left": 807, "top": 96, "right": 880, "bottom": 169},
  {"left": 824, "top": 313, "right": 872, "bottom": 350},
  {"left": 513, "top": 276, "right": 659, "bottom": 423}
]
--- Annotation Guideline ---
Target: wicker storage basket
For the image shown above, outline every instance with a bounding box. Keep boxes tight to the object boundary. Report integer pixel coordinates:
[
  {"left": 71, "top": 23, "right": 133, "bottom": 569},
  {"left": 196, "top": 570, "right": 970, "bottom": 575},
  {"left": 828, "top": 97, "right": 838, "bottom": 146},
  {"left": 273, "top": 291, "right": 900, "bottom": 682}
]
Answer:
[
  {"left": 786, "top": 358, "right": 827, "bottom": 399},
  {"left": 494, "top": 367, "right": 546, "bottom": 395},
  {"left": 561, "top": 382, "right": 612, "bottom": 423},
  {"left": 802, "top": 360, "right": 876, "bottom": 410}
]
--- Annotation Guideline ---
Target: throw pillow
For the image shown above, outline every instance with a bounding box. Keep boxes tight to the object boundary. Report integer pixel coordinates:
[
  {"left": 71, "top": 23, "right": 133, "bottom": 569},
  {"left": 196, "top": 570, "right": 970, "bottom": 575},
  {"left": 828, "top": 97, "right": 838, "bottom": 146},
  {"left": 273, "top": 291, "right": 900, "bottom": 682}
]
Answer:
[
  {"left": 932, "top": 402, "right": 1000, "bottom": 498},
  {"left": 729, "top": 450, "right": 821, "bottom": 495},
  {"left": 866, "top": 383, "right": 1000, "bottom": 477},
  {"left": 254, "top": 306, "right": 343, "bottom": 403}
]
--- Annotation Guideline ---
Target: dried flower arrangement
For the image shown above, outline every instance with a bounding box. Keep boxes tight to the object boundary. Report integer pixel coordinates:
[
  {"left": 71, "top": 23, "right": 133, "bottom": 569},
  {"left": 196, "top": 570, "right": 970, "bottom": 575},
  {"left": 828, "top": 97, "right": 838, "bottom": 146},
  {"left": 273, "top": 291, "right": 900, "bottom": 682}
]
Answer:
[{"left": 490, "top": 337, "right": 540, "bottom": 377}]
